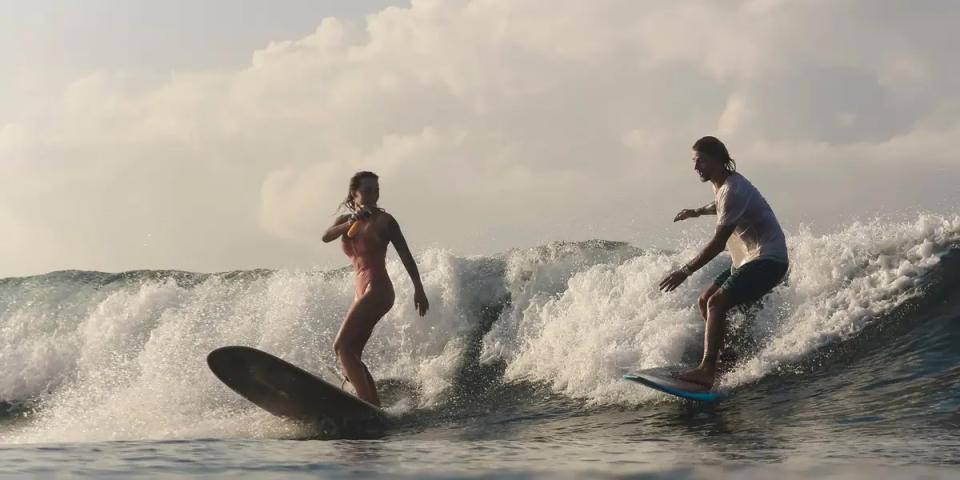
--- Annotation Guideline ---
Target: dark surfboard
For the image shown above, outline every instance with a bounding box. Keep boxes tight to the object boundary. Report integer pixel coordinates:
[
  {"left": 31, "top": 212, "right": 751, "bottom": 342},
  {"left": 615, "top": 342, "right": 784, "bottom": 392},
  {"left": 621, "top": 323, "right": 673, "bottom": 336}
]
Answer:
[{"left": 207, "top": 346, "right": 386, "bottom": 437}]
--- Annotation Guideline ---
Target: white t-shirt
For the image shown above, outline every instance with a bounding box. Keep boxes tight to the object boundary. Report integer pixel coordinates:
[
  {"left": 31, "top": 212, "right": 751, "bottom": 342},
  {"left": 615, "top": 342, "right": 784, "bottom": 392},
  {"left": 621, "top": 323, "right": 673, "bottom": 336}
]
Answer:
[{"left": 714, "top": 173, "right": 788, "bottom": 268}]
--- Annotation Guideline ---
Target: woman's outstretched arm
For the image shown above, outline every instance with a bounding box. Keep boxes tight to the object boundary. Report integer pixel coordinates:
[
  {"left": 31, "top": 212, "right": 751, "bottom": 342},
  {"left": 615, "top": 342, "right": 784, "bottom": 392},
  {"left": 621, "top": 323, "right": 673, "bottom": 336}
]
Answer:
[{"left": 387, "top": 215, "right": 429, "bottom": 316}]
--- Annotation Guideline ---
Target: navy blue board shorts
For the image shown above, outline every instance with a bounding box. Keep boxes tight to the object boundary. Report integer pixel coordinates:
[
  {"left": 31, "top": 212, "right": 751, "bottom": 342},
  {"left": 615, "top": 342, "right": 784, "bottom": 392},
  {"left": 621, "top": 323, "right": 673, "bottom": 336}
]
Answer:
[{"left": 713, "top": 259, "right": 789, "bottom": 308}]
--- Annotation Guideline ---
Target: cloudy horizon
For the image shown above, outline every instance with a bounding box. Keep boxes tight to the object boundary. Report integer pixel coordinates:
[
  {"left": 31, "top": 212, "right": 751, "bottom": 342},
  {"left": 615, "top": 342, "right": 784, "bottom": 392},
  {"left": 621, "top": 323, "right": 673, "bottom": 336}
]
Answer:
[{"left": 1, "top": 0, "right": 958, "bottom": 277}]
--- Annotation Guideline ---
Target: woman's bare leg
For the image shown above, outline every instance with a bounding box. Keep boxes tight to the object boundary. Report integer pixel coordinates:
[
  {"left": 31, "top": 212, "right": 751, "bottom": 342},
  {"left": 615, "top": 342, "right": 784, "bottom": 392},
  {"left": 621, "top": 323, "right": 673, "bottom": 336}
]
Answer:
[{"left": 333, "top": 286, "right": 393, "bottom": 406}]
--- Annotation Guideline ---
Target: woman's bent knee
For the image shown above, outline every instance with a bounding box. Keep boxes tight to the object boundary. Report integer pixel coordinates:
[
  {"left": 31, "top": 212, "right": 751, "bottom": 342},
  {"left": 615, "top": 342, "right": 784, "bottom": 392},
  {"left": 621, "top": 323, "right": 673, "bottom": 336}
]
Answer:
[{"left": 334, "top": 337, "right": 359, "bottom": 359}]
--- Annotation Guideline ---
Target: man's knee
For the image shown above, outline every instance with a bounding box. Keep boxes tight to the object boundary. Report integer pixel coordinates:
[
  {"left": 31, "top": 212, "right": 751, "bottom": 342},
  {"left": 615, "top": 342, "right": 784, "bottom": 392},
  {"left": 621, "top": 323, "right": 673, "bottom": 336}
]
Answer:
[
  {"left": 699, "top": 286, "right": 721, "bottom": 312},
  {"left": 706, "top": 290, "right": 731, "bottom": 313},
  {"left": 698, "top": 292, "right": 711, "bottom": 312}
]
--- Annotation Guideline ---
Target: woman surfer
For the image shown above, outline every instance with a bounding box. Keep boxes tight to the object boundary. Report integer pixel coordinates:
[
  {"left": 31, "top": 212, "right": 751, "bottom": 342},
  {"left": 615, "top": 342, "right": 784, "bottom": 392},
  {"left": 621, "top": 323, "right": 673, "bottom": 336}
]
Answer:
[{"left": 322, "top": 171, "right": 429, "bottom": 406}]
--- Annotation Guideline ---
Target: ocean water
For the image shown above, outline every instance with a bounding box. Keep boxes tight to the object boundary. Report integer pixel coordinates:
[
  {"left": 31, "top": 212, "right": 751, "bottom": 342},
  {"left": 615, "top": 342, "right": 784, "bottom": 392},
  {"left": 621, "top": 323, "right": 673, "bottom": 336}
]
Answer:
[{"left": 1, "top": 214, "right": 958, "bottom": 479}]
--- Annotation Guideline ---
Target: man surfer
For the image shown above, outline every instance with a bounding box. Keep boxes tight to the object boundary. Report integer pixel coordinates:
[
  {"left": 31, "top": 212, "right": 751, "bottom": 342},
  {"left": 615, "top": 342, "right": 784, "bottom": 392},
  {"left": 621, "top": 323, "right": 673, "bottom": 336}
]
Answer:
[{"left": 659, "top": 136, "right": 788, "bottom": 389}]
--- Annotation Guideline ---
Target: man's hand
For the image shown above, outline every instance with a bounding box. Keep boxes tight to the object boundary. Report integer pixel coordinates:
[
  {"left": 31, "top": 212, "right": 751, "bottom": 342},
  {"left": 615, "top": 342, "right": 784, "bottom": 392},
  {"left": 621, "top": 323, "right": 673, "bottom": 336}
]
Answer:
[
  {"left": 659, "top": 269, "right": 689, "bottom": 292},
  {"left": 673, "top": 209, "right": 699, "bottom": 222}
]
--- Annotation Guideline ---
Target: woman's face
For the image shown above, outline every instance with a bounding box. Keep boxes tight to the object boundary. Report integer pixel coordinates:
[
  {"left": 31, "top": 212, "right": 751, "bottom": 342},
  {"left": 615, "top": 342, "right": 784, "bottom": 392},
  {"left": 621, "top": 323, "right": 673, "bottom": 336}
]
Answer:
[{"left": 353, "top": 177, "right": 380, "bottom": 207}]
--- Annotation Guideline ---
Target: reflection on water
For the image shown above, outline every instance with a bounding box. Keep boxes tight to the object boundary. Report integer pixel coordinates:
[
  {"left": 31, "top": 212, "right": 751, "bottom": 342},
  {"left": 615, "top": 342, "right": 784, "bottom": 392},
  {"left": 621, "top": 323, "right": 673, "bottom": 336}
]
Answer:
[{"left": 0, "top": 436, "right": 957, "bottom": 479}]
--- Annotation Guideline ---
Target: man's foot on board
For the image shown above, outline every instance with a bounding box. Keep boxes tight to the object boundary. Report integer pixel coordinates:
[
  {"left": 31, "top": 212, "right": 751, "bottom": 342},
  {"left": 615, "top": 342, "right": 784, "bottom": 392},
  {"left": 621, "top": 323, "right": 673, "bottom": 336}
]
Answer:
[{"left": 672, "top": 367, "right": 715, "bottom": 390}]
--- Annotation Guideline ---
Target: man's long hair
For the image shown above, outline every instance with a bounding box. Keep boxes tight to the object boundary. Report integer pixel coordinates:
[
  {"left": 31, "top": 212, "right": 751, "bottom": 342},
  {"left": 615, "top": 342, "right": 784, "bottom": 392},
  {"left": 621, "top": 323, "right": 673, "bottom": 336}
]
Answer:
[{"left": 693, "top": 136, "right": 737, "bottom": 173}]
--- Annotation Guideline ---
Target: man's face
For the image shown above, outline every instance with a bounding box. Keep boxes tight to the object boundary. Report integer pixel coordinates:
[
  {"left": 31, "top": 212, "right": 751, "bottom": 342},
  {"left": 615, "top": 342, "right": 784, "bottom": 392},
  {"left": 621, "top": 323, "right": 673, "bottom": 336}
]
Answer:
[{"left": 692, "top": 150, "right": 714, "bottom": 182}]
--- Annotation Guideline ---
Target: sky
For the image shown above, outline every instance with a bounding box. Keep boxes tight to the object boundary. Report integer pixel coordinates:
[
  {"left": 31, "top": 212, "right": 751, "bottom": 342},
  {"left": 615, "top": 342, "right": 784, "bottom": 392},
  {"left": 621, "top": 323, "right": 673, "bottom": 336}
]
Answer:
[{"left": 1, "top": 0, "right": 958, "bottom": 277}]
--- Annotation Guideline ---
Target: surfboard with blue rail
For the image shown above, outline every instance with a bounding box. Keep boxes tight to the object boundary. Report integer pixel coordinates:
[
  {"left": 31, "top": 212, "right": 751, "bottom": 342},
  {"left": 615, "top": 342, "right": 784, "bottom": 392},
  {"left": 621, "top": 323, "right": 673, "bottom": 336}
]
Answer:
[{"left": 624, "top": 368, "right": 727, "bottom": 402}]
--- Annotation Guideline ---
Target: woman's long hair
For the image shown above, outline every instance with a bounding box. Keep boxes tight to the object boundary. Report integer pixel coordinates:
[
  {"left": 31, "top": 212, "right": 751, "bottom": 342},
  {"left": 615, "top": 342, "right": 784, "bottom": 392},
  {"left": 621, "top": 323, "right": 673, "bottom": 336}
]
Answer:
[{"left": 339, "top": 171, "right": 379, "bottom": 214}]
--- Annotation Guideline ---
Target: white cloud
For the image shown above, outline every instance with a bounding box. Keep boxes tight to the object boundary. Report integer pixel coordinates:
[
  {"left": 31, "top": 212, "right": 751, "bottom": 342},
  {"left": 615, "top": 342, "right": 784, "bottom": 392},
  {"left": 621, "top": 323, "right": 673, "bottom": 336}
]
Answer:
[{"left": 0, "top": 0, "right": 957, "bottom": 276}]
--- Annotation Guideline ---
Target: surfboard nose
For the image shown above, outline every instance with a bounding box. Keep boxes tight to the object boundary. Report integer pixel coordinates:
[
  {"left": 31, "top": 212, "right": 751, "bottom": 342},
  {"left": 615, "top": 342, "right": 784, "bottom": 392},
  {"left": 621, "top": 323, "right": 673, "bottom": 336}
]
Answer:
[{"left": 207, "top": 346, "right": 253, "bottom": 383}]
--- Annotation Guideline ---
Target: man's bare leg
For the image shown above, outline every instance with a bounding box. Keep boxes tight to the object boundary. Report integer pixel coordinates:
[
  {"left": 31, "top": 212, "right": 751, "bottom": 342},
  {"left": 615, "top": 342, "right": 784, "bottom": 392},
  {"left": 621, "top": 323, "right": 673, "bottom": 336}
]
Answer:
[
  {"left": 698, "top": 284, "right": 720, "bottom": 322},
  {"left": 676, "top": 289, "right": 730, "bottom": 388}
]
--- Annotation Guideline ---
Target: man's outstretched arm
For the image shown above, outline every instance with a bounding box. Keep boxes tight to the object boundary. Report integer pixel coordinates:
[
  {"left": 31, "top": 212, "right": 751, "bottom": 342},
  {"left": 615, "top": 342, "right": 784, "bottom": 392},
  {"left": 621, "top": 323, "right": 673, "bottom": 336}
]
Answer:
[
  {"left": 673, "top": 202, "right": 717, "bottom": 222},
  {"left": 659, "top": 224, "right": 736, "bottom": 292}
]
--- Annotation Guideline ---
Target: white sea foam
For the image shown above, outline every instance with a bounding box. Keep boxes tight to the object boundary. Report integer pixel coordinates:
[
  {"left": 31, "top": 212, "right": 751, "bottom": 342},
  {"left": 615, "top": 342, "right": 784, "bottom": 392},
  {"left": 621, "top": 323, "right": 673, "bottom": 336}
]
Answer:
[
  {"left": 482, "top": 215, "right": 959, "bottom": 405},
  {"left": 0, "top": 215, "right": 957, "bottom": 442},
  {"left": 0, "top": 250, "right": 504, "bottom": 443}
]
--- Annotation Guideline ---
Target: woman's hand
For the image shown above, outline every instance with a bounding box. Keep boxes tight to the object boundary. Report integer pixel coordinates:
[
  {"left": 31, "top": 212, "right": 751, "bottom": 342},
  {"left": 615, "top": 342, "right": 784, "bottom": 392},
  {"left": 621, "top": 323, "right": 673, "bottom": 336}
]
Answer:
[
  {"left": 414, "top": 288, "right": 429, "bottom": 316},
  {"left": 351, "top": 206, "right": 375, "bottom": 221}
]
